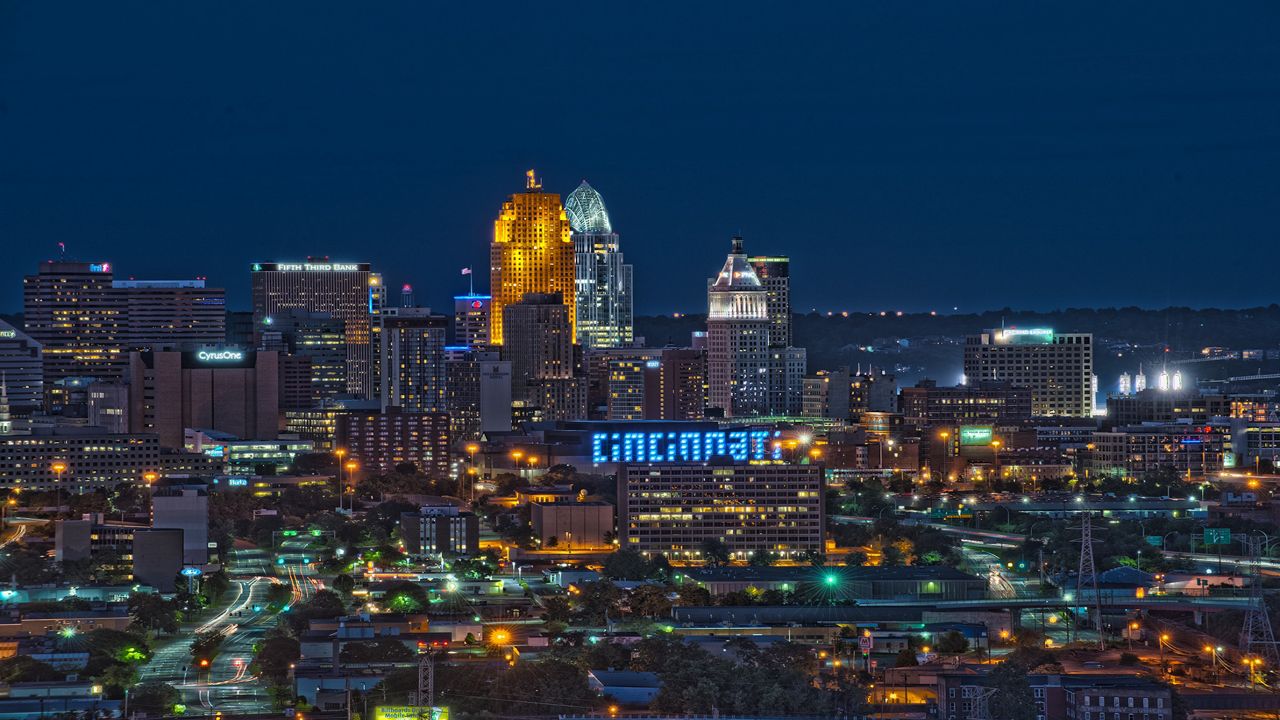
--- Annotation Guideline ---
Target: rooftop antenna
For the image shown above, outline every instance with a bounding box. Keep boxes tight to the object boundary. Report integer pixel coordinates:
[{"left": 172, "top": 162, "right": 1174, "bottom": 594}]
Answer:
[{"left": 57, "top": 242, "right": 66, "bottom": 259}]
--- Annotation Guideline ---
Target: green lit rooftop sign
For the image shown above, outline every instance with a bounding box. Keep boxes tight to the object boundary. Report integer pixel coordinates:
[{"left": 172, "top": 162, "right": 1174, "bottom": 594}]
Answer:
[
  {"left": 996, "top": 327, "right": 1054, "bottom": 344},
  {"left": 959, "top": 426, "right": 994, "bottom": 446}
]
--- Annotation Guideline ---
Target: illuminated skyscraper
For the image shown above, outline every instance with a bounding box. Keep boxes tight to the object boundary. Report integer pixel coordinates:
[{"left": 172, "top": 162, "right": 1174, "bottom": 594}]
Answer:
[
  {"left": 23, "top": 261, "right": 126, "bottom": 391},
  {"left": 489, "top": 170, "right": 575, "bottom": 346},
  {"left": 250, "top": 259, "right": 376, "bottom": 398},
  {"left": 453, "top": 295, "right": 492, "bottom": 347},
  {"left": 706, "top": 237, "right": 771, "bottom": 417},
  {"left": 379, "top": 307, "right": 448, "bottom": 413},
  {"left": 748, "top": 255, "right": 791, "bottom": 348},
  {"left": 567, "top": 181, "right": 633, "bottom": 349}
]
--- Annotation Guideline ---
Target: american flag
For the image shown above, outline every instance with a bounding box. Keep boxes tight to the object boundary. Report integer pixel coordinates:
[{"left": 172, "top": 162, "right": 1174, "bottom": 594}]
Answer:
[{"left": 461, "top": 267, "right": 472, "bottom": 276}]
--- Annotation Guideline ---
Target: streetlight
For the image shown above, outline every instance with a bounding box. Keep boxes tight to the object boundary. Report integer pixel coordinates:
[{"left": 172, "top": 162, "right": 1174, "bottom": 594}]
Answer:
[
  {"left": 465, "top": 443, "right": 480, "bottom": 500},
  {"left": 344, "top": 461, "right": 358, "bottom": 512},
  {"left": 1127, "top": 621, "right": 1139, "bottom": 650},
  {"left": 1159, "top": 634, "right": 1169, "bottom": 673},
  {"left": 527, "top": 455, "right": 538, "bottom": 475},
  {"left": 334, "top": 449, "right": 347, "bottom": 509},
  {"left": 510, "top": 450, "right": 524, "bottom": 477},
  {"left": 51, "top": 461, "right": 67, "bottom": 515}
]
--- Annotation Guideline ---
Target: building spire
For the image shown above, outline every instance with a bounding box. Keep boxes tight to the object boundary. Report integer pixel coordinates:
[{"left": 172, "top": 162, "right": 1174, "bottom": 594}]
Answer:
[
  {"left": 525, "top": 169, "right": 541, "bottom": 190},
  {"left": 731, "top": 235, "right": 745, "bottom": 255}
]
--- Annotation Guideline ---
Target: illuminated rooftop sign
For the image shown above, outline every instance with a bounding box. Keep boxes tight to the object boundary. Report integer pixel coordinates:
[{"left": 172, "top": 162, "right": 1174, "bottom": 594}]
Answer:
[
  {"left": 592, "top": 429, "right": 779, "bottom": 464},
  {"left": 252, "top": 262, "right": 369, "bottom": 272},
  {"left": 197, "top": 350, "right": 245, "bottom": 362},
  {"left": 0, "top": 330, "right": 15, "bottom": 339},
  {"left": 89, "top": 263, "right": 111, "bottom": 273},
  {"left": 996, "top": 327, "right": 1054, "bottom": 344}
]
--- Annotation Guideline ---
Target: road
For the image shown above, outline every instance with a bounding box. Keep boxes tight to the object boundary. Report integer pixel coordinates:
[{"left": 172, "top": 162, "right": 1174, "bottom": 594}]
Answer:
[{"left": 140, "top": 548, "right": 290, "bottom": 715}]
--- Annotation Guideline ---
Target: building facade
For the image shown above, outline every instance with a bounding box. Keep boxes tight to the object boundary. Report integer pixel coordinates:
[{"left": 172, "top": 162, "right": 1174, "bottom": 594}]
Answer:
[
  {"left": 127, "top": 349, "right": 280, "bottom": 449},
  {"left": 489, "top": 171, "right": 574, "bottom": 346},
  {"left": 748, "top": 255, "right": 791, "bottom": 348},
  {"left": 706, "top": 237, "right": 772, "bottom": 417},
  {"left": 23, "top": 261, "right": 125, "bottom": 390},
  {"left": 111, "top": 280, "right": 226, "bottom": 350},
  {"left": 566, "top": 181, "right": 633, "bottom": 349},
  {"left": 445, "top": 349, "right": 512, "bottom": 440},
  {"left": 502, "top": 292, "right": 576, "bottom": 401},
  {"left": 250, "top": 259, "right": 375, "bottom": 398},
  {"left": 963, "top": 327, "right": 1093, "bottom": 417},
  {"left": 335, "top": 409, "right": 450, "bottom": 476},
  {"left": 900, "top": 380, "right": 1034, "bottom": 428},
  {"left": 617, "top": 461, "right": 824, "bottom": 561},
  {"left": 453, "top": 295, "right": 491, "bottom": 348},
  {"left": 378, "top": 308, "right": 447, "bottom": 413},
  {"left": 0, "top": 320, "right": 43, "bottom": 412}
]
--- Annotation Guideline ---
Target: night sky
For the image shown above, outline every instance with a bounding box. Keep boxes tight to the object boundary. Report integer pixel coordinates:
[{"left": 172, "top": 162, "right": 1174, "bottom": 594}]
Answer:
[{"left": 1, "top": 3, "right": 1278, "bottom": 315}]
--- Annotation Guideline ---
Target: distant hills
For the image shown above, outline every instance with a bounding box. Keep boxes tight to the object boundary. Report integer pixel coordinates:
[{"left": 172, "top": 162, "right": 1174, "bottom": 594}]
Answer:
[{"left": 638, "top": 306, "right": 1280, "bottom": 387}]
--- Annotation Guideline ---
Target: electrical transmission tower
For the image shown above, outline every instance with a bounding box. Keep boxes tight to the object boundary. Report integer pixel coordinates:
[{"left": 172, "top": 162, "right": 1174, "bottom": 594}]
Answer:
[
  {"left": 1240, "top": 535, "right": 1278, "bottom": 666},
  {"left": 971, "top": 686, "right": 999, "bottom": 720},
  {"left": 417, "top": 650, "right": 436, "bottom": 708},
  {"left": 1076, "top": 511, "right": 1103, "bottom": 649}
]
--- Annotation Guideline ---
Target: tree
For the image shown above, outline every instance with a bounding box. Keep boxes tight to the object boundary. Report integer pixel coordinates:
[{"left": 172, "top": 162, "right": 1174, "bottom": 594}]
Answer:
[
  {"left": 254, "top": 633, "right": 301, "bottom": 685},
  {"left": 987, "top": 661, "right": 1037, "bottom": 720},
  {"left": 333, "top": 573, "right": 355, "bottom": 596},
  {"left": 935, "top": 630, "right": 970, "bottom": 655},
  {"left": 628, "top": 584, "right": 673, "bottom": 618},
  {"left": 893, "top": 648, "right": 919, "bottom": 667},
  {"left": 575, "top": 581, "right": 622, "bottom": 623},
  {"left": 699, "top": 539, "right": 731, "bottom": 567},
  {"left": 0, "top": 656, "right": 61, "bottom": 682},
  {"left": 601, "top": 548, "right": 655, "bottom": 580},
  {"left": 542, "top": 596, "right": 573, "bottom": 624},
  {"left": 382, "top": 581, "right": 430, "bottom": 612},
  {"left": 284, "top": 589, "right": 348, "bottom": 634},
  {"left": 265, "top": 581, "right": 293, "bottom": 609},
  {"left": 128, "top": 593, "right": 180, "bottom": 634},
  {"left": 130, "top": 682, "right": 182, "bottom": 717}
]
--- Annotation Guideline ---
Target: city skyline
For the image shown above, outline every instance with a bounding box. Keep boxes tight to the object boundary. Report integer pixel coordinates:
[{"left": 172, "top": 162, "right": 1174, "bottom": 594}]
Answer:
[{"left": 3, "top": 4, "right": 1279, "bottom": 316}]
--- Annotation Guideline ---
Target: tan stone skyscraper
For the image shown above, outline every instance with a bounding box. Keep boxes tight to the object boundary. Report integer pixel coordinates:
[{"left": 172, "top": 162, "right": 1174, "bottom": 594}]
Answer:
[{"left": 489, "top": 170, "right": 575, "bottom": 345}]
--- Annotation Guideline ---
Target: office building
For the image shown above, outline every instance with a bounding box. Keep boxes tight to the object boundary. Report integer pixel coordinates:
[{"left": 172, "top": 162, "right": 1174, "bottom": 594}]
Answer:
[
  {"left": 658, "top": 348, "right": 707, "bottom": 421},
  {"left": 151, "top": 487, "right": 209, "bottom": 565},
  {"left": 489, "top": 171, "right": 575, "bottom": 346},
  {"left": 766, "top": 347, "right": 807, "bottom": 416},
  {"left": 585, "top": 347, "right": 661, "bottom": 417},
  {"left": 567, "top": 181, "right": 633, "bottom": 349},
  {"left": 0, "top": 428, "right": 177, "bottom": 492},
  {"left": 899, "top": 380, "right": 1033, "bottom": 428},
  {"left": 277, "top": 310, "right": 347, "bottom": 403},
  {"left": 617, "top": 461, "right": 824, "bottom": 561},
  {"left": 963, "top": 327, "right": 1093, "bottom": 417},
  {"left": 399, "top": 503, "right": 480, "bottom": 556},
  {"left": 250, "top": 259, "right": 376, "bottom": 398},
  {"left": 86, "top": 382, "right": 128, "bottom": 433},
  {"left": 1106, "top": 390, "right": 1232, "bottom": 427},
  {"left": 335, "top": 408, "right": 450, "bottom": 476},
  {"left": 530, "top": 500, "right": 614, "bottom": 548},
  {"left": 936, "top": 672, "right": 1172, "bottom": 720},
  {"left": 127, "top": 349, "right": 279, "bottom": 449},
  {"left": 706, "top": 237, "right": 771, "bottom": 417},
  {"left": 445, "top": 349, "right": 512, "bottom": 440},
  {"left": 607, "top": 359, "right": 660, "bottom": 421},
  {"left": 225, "top": 311, "right": 255, "bottom": 348},
  {"left": 453, "top": 295, "right": 491, "bottom": 347},
  {"left": 502, "top": 292, "right": 576, "bottom": 399},
  {"left": 748, "top": 255, "right": 791, "bottom": 348},
  {"left": 54, "top": 515, "right": 142, "bottom": 563},
  {"left": 0, "top": 320, "right": 42, "bottom": 412},
  {"left": 132, "top": 529, "right": 186, "bottom": 591},
  {"left": 1083, "top": 423, "right": 1226, "bottom": 478},
  {"left": 112, "top": 279, "right": 226, "bottom": 350},
  {"left": 23, "top": 260, "right": 126, "bottom": 389},
  {"left": 184, "top": 428, "right": 314, "bottom": 474},
  {"left": 281, "top": 398, "right": 381, "bottom": 452},
  {"left": 278, "top": 354, "right": 316, "bottom": 410},
  {"left": 802, "top": 368, "right": 851, "bottom": 420},
  {"left": 379, "top": 308, "right": 448, "bottom": 412}
]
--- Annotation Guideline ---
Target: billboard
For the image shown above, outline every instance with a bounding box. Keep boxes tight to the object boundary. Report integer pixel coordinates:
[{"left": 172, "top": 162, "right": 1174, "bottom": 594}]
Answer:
[
  {"left": 591, "top": 429, "right": 779, "bottom": 464},
  {"left": 958, "top": 426, "right": 994, "bottom": 446},
  {"left": 374, "top": 707, "right": 449, "bottom": 720}
]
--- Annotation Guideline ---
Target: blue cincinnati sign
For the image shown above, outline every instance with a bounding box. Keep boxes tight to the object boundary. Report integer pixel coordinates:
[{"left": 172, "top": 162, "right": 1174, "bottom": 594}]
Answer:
[{"left": 591, "top": 429, "right": 780, "bottom": 464}]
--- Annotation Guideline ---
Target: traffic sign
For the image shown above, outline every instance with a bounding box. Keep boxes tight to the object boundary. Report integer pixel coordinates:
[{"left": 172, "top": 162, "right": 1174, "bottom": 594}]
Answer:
[{"left": 1204, "top": 528, "right": 1231, "bottom": 546}]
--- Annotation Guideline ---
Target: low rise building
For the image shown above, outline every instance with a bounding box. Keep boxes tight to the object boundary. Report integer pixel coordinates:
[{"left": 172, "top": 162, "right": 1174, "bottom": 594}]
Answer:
[{"left": 530, "top": 500, "right": 614, "bottom": 548}]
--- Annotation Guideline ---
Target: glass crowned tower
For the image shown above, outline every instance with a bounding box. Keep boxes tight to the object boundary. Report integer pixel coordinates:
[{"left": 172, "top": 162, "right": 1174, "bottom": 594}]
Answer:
[
  {"left": 706, "top": 236, "right": 771, "bottom": 417},
  {"left": 566, "top": 181, "right": 633, "bottom": 349}
]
